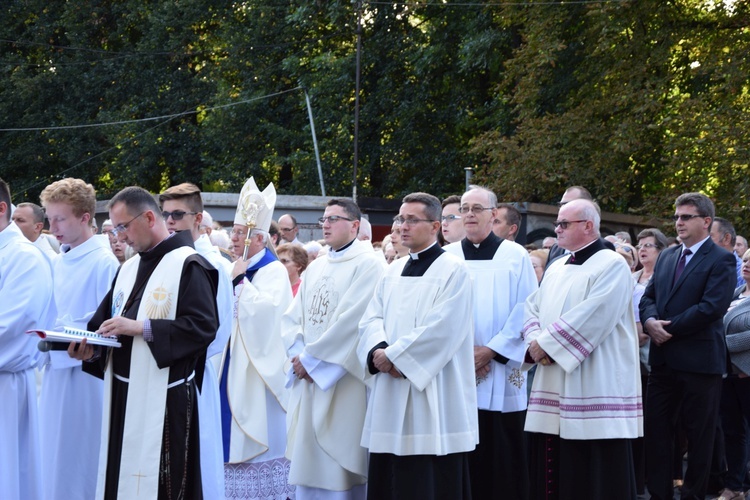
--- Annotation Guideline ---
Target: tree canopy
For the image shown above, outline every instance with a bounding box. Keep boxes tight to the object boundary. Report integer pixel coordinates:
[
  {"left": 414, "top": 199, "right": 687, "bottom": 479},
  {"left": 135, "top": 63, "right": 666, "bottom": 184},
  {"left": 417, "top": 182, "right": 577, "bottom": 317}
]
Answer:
[{"left": 1, "top": 0, "right": 748, "bottom": 231}]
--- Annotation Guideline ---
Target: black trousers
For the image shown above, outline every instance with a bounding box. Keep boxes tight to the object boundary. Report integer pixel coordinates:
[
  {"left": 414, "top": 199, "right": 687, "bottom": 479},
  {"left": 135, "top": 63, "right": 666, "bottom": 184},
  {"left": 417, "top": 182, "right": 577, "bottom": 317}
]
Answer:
[
  {"left": 645, "top": 365, "right": 722, "bottom": 500},
  {"left": 367, "top": 451, "right": 471, "bottom": 500}
]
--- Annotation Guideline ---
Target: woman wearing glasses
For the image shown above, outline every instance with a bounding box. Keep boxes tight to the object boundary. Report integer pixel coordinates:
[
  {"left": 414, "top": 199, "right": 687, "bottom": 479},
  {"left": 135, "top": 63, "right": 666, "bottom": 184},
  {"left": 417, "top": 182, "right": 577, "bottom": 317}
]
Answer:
[{"left": 631, "top": 228, "right": 669, "bottom": 494}]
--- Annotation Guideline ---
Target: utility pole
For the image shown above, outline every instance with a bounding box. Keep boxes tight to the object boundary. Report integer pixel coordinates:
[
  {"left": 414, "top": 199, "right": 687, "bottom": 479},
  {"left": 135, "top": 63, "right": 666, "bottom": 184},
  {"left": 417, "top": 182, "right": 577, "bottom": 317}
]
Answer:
[{"left": 352, "top": 0, "right": 362, "bottom": 203}]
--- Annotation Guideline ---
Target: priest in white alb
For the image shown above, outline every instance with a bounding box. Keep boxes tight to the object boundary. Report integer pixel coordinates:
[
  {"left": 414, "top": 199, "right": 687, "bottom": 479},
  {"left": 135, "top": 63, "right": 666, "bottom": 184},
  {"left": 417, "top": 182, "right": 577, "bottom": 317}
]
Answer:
[
  {"left": 522, "top": 198, "right": 642, "bottom": 499},
  {"left": 219, "top": 177, "right": 295, "bottom": 499},
  {"left": 0, "top": 178, "right": 55, "bottom": 500},
  {"left": 444, "top": 185, "right": 537, "bottom": 499},
  {"left": 283, "top": 198, "right": 386, "bottom": 499},
  {"left": 358, "top": 192, "right": 478, "bottom": 499}
]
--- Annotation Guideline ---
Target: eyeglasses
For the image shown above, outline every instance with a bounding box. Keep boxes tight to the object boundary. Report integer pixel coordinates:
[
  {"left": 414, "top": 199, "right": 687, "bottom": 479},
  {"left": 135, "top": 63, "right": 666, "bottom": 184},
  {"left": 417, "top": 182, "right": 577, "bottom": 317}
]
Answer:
[
  {"left": 636, "top": 243, "right": 658, "bottom": 250},
  {"left": 393, "top": 216, "right": 436, "bottom": 226},
  {"left": 230, "top": 228, "right": 248, "bottom": 237},
  {"left": 279, "top": 227, "right": 296, "bottom": 233},
  {"left": 458, "top": 205, "right": 493, "bottom": 215},
  {"left": 671, "top": 214, "right": 704, "bottom": 222},
  {"left": 112, "top": 212, "right": 145, "bottom": 237},
  {"left": 553, "top": 219, "right": 587, "bottom": 230},
  {"left": 318, "top": 215, "right": 353, "bottom": 225},
  {"left": 162, "top": 210, "right": 197, "bottom": 221},
  {"left": 441, "top": 214, "right": 461, "bottom": 223}
]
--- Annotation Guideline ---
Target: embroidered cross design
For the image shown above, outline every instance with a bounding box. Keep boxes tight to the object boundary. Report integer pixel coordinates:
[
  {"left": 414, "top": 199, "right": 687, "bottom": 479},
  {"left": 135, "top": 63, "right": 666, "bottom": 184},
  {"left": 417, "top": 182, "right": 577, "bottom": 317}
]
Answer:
[
  {"left": 508, "top": 368, "right": 524, "bottom": 389},
  {"left": 132, "top": 471, "right": 146, "bottom": 495}
]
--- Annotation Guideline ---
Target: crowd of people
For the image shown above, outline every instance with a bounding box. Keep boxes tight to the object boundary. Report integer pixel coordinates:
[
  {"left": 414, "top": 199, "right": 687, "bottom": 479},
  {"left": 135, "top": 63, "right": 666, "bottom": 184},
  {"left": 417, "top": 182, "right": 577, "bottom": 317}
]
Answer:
[{"left": 0, "top": 176, "right": 748, "bottom": 500}]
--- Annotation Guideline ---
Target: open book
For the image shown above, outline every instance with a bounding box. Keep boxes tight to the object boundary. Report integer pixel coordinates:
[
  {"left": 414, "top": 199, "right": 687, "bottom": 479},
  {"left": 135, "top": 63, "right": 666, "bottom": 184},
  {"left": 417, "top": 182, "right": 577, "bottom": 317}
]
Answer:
[{"left": 27, "top": 327, "right": 121, "bottom": 348}]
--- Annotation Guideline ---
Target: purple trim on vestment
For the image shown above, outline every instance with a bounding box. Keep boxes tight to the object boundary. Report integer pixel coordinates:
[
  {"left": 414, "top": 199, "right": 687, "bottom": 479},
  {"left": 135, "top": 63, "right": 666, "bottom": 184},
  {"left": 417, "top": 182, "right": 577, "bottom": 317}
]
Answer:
[{"left": 549, "top": 322, "right": 589, "bottom": 361}]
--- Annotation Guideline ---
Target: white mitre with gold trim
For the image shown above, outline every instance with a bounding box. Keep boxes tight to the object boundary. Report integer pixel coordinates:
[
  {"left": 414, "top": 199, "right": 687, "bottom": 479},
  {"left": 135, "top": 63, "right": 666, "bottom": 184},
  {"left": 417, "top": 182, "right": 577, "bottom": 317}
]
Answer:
[{"left": 233, "top": 176, "right": 276, "bottom": 232}]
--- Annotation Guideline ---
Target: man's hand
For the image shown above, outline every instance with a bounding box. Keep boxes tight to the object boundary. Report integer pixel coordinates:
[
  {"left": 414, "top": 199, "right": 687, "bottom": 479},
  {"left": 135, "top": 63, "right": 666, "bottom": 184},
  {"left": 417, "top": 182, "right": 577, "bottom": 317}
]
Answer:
[
  {"left": 232, "top": 257, "right": 250, "bottom": 280},
  {"left": 474, "top": 346, "right": 494, "bottom": 378},
  {"left": 97, "top": 317, "right": 143, "bottom": 337},
  {"left": 373, "top": 349, "right": 401, "bottom": 378},
  {"left": 529, "top": 340, "right": 551, "bottom": 365},
  {"left": 644, "top": 318, "right": 673, "bottom": 346},
  {"left": 67, "top": 337, "right": 93, "bottom": 361},
  {"left": 291, "top": 355, "right": 313, "bottom": 383}
]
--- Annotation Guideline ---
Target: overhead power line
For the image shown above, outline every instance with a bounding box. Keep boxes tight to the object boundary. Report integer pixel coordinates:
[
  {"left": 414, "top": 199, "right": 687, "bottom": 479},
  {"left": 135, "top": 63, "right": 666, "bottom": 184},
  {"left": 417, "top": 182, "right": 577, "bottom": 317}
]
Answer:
[{"left": 0, "top": 87, "right": 302, "bottom": 132}]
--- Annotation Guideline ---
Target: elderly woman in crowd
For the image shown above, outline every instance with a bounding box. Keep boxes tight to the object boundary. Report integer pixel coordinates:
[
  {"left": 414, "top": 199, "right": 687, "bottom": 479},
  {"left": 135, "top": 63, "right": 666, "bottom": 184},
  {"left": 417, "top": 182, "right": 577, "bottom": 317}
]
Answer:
[
  {"left": 717, "top": 249, "right": 750, "bottom": 500},
  {"left": 277, "top": 243, "right": 308, "bottom": 297},
  {"left": 528, "top": 249, "right": 548, "bottom": 284},
  {"left": 631, "top": 227, "right": 669, "bottom": 494}
]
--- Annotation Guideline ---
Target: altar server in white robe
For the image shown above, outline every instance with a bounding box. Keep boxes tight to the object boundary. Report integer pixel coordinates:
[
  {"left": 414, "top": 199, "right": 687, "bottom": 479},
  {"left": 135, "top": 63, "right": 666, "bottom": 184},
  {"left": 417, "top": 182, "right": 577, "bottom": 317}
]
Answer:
[
  {"left": 445, "top": 185, "right": 537, "bottom": 500},
  {"left": 283, "top": 198, "right": 386, "bottom": 499},
  {"left": 358, "top": 192, "right": 478, "bottom": 500},
  {"left": 38, "top": 178, "right": 120, "bottom": 500},
  {"left": 0, "top": 178, "right": 55, "bottom": 500},
  {"left": 522, "top": 199, "right": 642, "bottom": 499},
  {"left": 159, "top": 183, "right": 233, "bottom": 499},
  {"left": 220, "top": 177, "right": 295, "bottom": 499}
]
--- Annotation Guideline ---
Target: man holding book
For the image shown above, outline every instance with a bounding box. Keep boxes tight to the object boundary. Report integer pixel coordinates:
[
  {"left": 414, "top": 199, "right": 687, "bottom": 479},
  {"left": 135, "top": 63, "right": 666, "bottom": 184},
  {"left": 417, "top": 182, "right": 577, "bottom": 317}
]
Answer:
[{"left": 70, "top": 186, "right": 219, "bottom": 499}]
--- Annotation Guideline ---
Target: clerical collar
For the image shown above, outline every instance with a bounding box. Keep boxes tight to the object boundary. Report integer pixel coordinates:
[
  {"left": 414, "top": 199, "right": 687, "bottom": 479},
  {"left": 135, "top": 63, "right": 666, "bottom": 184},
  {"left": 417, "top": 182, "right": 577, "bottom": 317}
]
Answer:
[
  {"left": 567, "top": 238, "right": 607, "bottom": 266},
  {"left": 409, "top": 241, "right": 439, "bottom": 260},
  {"left": 461, "top": 231, "right": 503, "bottom": 261},
  {"left": 402, "top": 241, "right": 444, "bottom": 277},
  {"left": 329, "top": 238, "right": 356, "bottom": 258},
  {"left": 246, "top": 247, "right": 267, "bottom": 269}
]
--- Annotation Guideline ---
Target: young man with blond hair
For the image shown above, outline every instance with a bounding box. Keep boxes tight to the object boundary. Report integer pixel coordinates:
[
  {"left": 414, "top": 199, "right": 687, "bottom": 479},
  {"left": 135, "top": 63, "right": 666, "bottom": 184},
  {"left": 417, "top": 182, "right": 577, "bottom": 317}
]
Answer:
[{"left": 38, "top": 177, "right": 120, "bottom": 500}]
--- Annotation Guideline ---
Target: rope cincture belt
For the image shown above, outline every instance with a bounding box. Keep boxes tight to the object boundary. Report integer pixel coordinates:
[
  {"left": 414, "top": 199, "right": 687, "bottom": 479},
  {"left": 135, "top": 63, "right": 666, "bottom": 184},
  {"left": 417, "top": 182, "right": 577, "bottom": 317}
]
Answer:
[{"left": 114, "top": 371, "right": 196, "bottom": 389}]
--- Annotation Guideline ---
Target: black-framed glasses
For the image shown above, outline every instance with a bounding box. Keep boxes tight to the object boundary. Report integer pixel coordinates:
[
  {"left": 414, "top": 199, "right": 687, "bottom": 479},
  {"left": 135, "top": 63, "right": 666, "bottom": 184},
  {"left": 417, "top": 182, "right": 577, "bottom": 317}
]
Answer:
[
  {"left": 393, "top": 216, "right": 435, "bottom": 226},
  {"left": 112, "top": 212, "right": 145, "bottom": 237},
  {"left": 458, "top": 205, "right": 493, "bottom": 215},
  {"left": 441, "top": 214, "right": 461, "bottom": 223},
  {"left": 279, "top": 227, "right": 296, "bottom": 233},
  {"left": 553, "top": 219, "right": 587, "bottom": 230},
  {"left": 671, "top": 214, "right": 704, "bottom": 222},
  {"left": 162, "top": 210, "right": 197, "bottom": 221},
  {"left": 318, "top": 215, "right": 354, "bottom": 225}
]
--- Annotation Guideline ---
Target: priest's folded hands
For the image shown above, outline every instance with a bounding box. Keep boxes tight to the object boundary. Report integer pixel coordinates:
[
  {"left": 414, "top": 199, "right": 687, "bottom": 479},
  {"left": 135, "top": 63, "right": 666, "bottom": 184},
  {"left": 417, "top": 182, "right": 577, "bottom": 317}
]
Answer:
[
  {"left": 373, "top": 348, "right": 402, "bottom": 378},
  {"left": 529, "top": 339, "right": 552, "bottom": 366}
]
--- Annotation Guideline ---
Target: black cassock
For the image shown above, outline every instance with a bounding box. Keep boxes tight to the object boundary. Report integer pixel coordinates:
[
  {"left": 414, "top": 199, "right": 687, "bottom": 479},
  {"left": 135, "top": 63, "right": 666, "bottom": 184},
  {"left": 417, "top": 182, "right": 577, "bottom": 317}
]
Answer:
[{"left": 84, "top": 230, "right": 219, "bottom": 500}]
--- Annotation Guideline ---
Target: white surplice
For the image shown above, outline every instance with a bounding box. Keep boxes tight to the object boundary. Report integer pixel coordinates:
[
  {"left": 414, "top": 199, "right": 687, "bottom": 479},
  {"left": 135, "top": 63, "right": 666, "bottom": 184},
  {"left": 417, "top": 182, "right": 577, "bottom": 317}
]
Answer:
[
  {"left": 193, "top": 234, "right": 233, "bottom": 498},
  {"left": 282, "top": 238, "right": 385, "bottom": 498},
  {"left": 522, "top": 249, "right": 643, "bottom": 440},
  {"left": 357, "top": 251, "right": 479, "bottom": 456},
  {"left": 0, "top": 222, "right": 55, "bottom": 500},
  {"left": 445, "top": 238, "right": 538, "bottom": 411},
  {"left": 39, "top": 234, "right": 119, "bottom": 500}
]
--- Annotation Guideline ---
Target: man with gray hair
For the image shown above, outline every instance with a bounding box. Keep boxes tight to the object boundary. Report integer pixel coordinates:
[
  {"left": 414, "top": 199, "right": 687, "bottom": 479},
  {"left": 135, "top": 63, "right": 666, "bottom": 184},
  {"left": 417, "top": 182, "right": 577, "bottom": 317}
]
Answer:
[
  {"left": 711, "top": 216, "right": 744, "bottom": 288},
  {"left": 735, "top": 235, "right": 748, "bottom": 259},
  {"left": 522, "top": 198, "right": 642, "bottom": 498},
  {"left": 221, "top": 177, "right": 295, "bottom": 497},
  {"left": 445, "top": 185, "right": 537, "bottom": 499}
]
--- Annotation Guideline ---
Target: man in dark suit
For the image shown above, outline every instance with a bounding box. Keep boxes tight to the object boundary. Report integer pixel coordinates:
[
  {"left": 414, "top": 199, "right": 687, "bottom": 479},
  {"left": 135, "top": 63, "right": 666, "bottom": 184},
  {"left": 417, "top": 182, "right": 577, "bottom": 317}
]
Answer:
[{"left": 640, "top": 192, "right": 736, "bottom": 500}]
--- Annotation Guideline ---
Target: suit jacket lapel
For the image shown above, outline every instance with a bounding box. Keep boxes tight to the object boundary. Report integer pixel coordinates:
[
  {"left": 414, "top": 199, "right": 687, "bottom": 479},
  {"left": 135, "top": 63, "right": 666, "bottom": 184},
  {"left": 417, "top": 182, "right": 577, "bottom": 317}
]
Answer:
[{"left": 668, "top": 239, "right": 712, "bottom": 300}]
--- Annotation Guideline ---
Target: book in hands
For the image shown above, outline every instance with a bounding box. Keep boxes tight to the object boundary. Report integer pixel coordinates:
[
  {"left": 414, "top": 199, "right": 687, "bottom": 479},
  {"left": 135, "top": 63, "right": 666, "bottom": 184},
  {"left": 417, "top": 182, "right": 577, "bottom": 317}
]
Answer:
[{"left": 27, "top": 327, "right": 121, "bottom": 348}]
